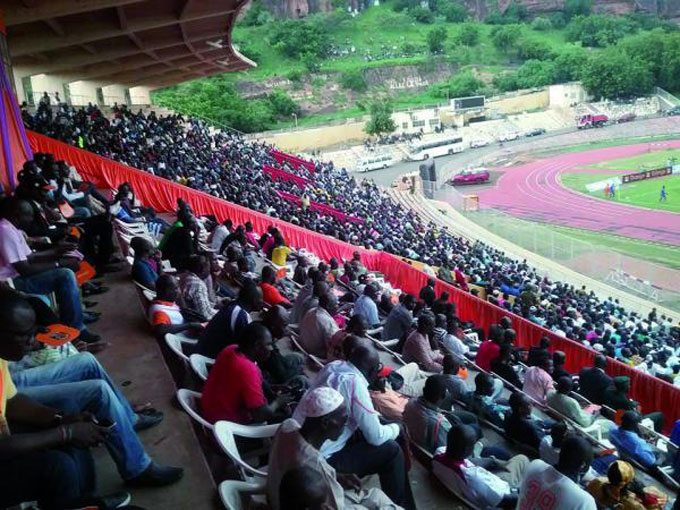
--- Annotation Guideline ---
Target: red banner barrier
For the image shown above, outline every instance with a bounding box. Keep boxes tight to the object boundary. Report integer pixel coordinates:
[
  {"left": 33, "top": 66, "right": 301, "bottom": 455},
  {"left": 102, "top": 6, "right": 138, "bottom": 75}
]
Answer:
[
  {"left": 271, "top": 149, "right": 315, "bottom": 173},
  {"left": 263, "top": 165, "right": 311, "bottom": 188},
  {"left": 27, "top": 130, "right": 680, "bottom": 433},
  {"left": 275, "top": 190, "right": 365, "bottom": 225}
]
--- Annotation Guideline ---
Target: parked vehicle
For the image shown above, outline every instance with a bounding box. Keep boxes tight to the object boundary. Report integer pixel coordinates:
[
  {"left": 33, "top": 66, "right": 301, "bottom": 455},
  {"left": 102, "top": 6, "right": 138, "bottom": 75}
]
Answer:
[
  {"left": 356, "top": 153, "right": 394, "bottom": 172},
  {"left": 577, "top": 114, "right": 609, "bottom": 129},
  {"left": 524, "top": 127, "right": 546, "bottom": 137},
  {"left": 666, "top": 106, "right": 680, "bottom": 116},
  {"left": 498, "top": 132, "right": 520, "bottom": 142},
  {"left": 616, "top": 113, "right": 636, "bottom": 123},
  {"left": 406, "top": 136, "right": 465, "bottom": 161},
  {"left": 470, "top": 138, "right": 491, "bottom": 148},
  {"left": 448, "top": 167, "right": 490, "bottom": 186}
]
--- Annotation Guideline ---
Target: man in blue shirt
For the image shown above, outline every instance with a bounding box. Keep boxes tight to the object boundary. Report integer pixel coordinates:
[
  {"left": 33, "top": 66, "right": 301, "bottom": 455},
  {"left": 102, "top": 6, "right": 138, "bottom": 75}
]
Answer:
[
  {"left": 353, "top": 283, "right": 380, "bottom": 328},
  {"left": 608, "top": 411, "right": 659, "bottom": 469}
]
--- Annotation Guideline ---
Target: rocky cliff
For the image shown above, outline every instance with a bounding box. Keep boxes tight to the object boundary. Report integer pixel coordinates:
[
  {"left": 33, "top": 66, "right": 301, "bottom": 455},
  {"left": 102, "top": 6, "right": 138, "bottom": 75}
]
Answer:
[{"left": 260, "top": 0, "right": 680, "bottom": 18}]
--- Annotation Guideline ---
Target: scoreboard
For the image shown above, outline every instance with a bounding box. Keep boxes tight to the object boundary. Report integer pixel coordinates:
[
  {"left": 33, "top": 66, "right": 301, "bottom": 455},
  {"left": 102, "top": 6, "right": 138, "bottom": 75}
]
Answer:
[{"left": 452, "top": 96, "right": 485, "bottom": 111}]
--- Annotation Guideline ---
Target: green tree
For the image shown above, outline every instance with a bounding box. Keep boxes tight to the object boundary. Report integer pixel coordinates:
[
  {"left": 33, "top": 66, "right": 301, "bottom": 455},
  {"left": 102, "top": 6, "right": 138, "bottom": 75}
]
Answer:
[
  {"left": 566, "top": 15, "right": 638, "bottom": 47},
  {"left": 267, "top": 89, "right": 298, "bottom": 118},
  {"left": 364, "top": 98, "right": 396, "bottom": 136},
  {"left": 492, "top": 72, "right": 519, "bottom": 92},
  {"left": 564, "top": 0, "right": 593, "bottom": 20},
  {"left": 514, "top": 59, "right": 557, "bottom": 88},
  {"left": 431, "top": 0, "right": 468, "bottom": 22},
  {"left": 517, "top": 37, "right": 553, "bottom": 60},
  {"left": 552, "top": 45, "right": 587, "bottom": 82},
  {"left": 659, "top": 33, "right": 680, "bottom": 92},
  {"left": 580, "top": 50, "right": 653, "bottom": 99},
  {"left": 340, "top": 70, "right": 368, "bottom": 92},
  {"left": 271, "top": 19, "right": 331, "bottom": 58},
  {"left": 491, "top": 24, "right": 522, "bottom": 53},
  {"left": 430, "top": 70, "right": 484, "bottom": 98},
  {"left": 427, "top": 26, "right": 448, "bottom": 54},
  {"left": 618, "top": 29, "right": 667, "bottom": 81},
  {"left": 530, "top": 17, "right": 552, "bottom": 31},
  {"left": 240, "top": 0, "right": 274, "bottom": 26},
  {"left": 409, "top": 5, "right": 435, "bottom": 23},
  {"left": 456, "top": 23, "right": 480, "bottom": 46}
]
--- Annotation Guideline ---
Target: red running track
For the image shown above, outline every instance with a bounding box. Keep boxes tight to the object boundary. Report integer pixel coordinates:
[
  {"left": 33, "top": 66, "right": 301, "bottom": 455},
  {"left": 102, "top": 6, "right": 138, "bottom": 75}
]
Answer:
[{"left": 477, "top": 140, "right": 680, "bottom": 246}]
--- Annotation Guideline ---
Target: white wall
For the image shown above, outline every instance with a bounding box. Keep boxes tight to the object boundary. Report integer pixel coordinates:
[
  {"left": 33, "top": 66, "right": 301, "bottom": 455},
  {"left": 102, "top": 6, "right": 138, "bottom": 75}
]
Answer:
[
  {"left": 549, "top": 82, "right": 589, "bottom": 108},
  {"left": 128, "top": 86, "right": 152, "bottom": 105}
]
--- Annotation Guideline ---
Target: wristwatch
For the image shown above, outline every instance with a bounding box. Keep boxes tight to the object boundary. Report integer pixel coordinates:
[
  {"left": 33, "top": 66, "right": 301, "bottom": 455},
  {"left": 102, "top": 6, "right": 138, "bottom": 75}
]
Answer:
[{"left": 51, "top": 412, "right": 64, "bottom": 426}]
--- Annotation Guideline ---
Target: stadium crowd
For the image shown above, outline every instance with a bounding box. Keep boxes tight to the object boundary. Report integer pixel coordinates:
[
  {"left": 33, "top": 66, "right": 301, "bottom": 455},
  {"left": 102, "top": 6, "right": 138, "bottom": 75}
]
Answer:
[
  {"left": 0, "top": 134, "right": 678, "bottom": 508},
  {"left": 25, "top": 102, "right": 680, "bottom": 388}
]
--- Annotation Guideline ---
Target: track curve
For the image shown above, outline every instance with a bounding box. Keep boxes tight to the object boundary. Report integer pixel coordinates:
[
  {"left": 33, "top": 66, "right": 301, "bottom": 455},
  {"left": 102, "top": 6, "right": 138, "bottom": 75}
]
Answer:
[{"left": 476, "top": 140, "right": 680, "bottom": 246}]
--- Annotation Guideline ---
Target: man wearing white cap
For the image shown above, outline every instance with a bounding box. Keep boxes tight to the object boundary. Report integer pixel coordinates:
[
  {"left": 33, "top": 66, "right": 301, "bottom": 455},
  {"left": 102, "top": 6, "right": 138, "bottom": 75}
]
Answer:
[
  {"left": 293, "top": 344, "right": 416, "bottom": 510},
  {"left": 267, "top": 386, "right": 401, "bottom": 510}
]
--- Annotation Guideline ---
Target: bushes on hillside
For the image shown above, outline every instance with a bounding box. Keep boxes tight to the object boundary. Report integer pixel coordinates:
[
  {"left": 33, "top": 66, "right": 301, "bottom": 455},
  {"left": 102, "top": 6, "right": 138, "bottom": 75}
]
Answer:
[
  {"left": 430, "top": 70, "right": 485, "bottom": 98},
  {"left": 530, "top": 17, "right": 553, "bottom": 31},
  {"left": 565, "top": 14, "right": 638, "bottom": 47},
  {"left": 517, "top": 37, "right": 554, "bottom": 60},
  {"left": 456, "top": 23, "right": 480, "bottom": 46},
  {"left": 580, "top": 50, "right": 654, "bottom": 99},
  {"left": 427, "top": 26, "right": 448, "bottom": 53},
  {"left": 271, "top": 19, "right": 331, "bottom": 58},
  {"left": 340, "top": 70, "right": 368, "bottom": 92},
  {"left": 491, "top": 24, "right": 522, "bottom": 53},
  {"left": 431, "top": 0, "right": 468, "bottom": 22}
]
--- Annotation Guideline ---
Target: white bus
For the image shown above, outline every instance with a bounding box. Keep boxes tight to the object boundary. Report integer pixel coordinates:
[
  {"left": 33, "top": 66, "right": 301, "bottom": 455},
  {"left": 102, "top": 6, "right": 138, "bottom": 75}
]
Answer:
[
  {"left": 406, "top": 136, "right": 465, "bottom": 161},
  {"left": 356, "top": 153, "right": 394, "bottom": 172}
]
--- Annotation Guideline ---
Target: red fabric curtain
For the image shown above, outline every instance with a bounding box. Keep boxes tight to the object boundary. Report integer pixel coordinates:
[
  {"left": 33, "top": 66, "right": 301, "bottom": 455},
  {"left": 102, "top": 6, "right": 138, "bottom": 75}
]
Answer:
[
  {"left": 27, "top": 130, "right": 680, "bottom": 433},
  {"left": 275, "top": 189, "right": 365, "bottom": 224}
]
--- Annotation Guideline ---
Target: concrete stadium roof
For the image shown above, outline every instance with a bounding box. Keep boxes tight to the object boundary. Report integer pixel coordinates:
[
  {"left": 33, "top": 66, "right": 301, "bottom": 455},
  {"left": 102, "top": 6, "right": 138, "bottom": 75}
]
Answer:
[{"left": 3, "top": 0, "right": 255, "bottom": 89}]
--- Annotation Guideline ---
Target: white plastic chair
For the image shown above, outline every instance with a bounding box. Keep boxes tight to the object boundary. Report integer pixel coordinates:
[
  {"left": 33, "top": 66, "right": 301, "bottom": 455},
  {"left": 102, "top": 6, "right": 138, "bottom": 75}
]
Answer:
[
  {"left": 165, "top": 333, "right": 197, "bottom": 365},
  {"left": 218, "top": 479, "right": 266, "bottom": 510},
  {"left": 213, "top": 421, "right": 280, "bottom": 478},
  {"left": 190, "top": 354, "right": 215, "bottom": 382},
  {"left": 176, "top": 389, "right": 214, "bottom": 430}
]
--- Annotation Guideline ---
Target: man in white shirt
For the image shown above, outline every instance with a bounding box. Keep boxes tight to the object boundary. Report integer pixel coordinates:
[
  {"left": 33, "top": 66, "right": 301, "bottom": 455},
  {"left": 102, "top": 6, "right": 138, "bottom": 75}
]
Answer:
[
  {"left": 294, "top": 344, "right": 415, "bottom": 510},
  {"left": 518, "top": 435, "right": 596, "bottom": 510},
  {"left": 433, "top": 422, "right": 528, "bottom": 509},
  {"left": 299, "top": 292, "right": 339, "bottom": 358}
]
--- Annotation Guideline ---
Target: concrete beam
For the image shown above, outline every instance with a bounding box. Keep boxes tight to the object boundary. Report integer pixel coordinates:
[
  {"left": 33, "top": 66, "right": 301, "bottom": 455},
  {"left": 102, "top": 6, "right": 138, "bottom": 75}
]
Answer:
[
  {"left": 13, "top": 29, "right": 227, "bottom": 75},
  {"left": 4, "top": 0, "right": 144, "bottom": 26},
  {"left": 9, "top": 7, "right": 238, "bottom": 57}
]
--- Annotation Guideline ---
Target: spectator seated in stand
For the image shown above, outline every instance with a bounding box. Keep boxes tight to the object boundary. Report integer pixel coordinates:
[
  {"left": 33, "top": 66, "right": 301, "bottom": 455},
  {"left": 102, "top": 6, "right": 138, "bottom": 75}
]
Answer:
[
  {"left": 179, "top": 254, "right": 219, "bottom": 322},
  {"left": 433, "top": 422, "right": 529, "bottom": 509},
  {"left": 260, "top": 265, "right": 291, "bottom": 308},
  {"left": 604, "top": 376, "right": 664, "bottom": 433},
  {"left": 476, "top": 325, "right": 502, "bottom": 372},
  {"left": 579, "top": 355, "right": 613, "bottom": 405},
  {"left": 469, "top": 372, "right": 510, "bottom": 427},
  {"left": 552, "top": 350, "right": 572, "bottom": 382},
  {"left": 195, "top": 281, "right": 263, "bottom": 359},
  {"left": 504, "top": 392, "right": 554, "bottom": 451},
  {"left": 0, "top": 197, "right": 99, "bottom": 344},
  {"left": 293, "top": 343, "right": 416, "bottom": 510},
  {"left": 527, "top": 336, "right": 551, "bottom": 367},
  {"left": 148, "top": 274, "right": 203, "bottom": 339},
  {"left": 436, "top": 354, "right": 473, "bottom": 407},
  {"left": 299, "top": 291, "right": 340, "bottom": 359},
  {"left": 404, "top": 375, "right": 480, "bottom": 453},
  {"left": 608, "top": 411, "right": 669, "bottom": 471},
  {"left": 200, "top": 321, "right": 292, "bottom": 425},
  {"left": 490, "top": 343, "right": 523, "bottom": 389},
  {"left": 548, "top": 377, "right": 612, "bottom": 432},
  {"left": 1, "top": 290, "right": 183, "bottom": 509},
  {"left": 352, "top": 283, "right": 381, "bottom": 329},
  {"left": 327, "top": 314, "right": 368, "bottom": 361},
  {"left": 587, "top": 460, "right": 655, "bottom": 510},
  {"left": 403, "top": 314, "right": 444, "bottom": 373},
  {"left": 518, "top": 435, "right": 596, "bottom": 510},
  {"left": 267, "top": 387, "right": 398, "bottom": 510},
  {"left": 523, "top": 355, "right": 555, "bottom": 407},
  {"left": 130, "top": 236, "right": 160, "bottom": 290},
  {"left": 382, "top": 292, "right": 415, "bottom": 343}
]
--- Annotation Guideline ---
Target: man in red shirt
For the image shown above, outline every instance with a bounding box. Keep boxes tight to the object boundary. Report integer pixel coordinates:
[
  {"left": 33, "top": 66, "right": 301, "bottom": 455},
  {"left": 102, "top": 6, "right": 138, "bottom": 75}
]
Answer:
[
  {"left": 201, "top": 321, "right": 291, "bottom": 424},
  {"left": 259, "top": 265, "right": 291, "bottom": 308},
  {"left": 475, "top": 324, "right": 503, "bottom": 372}
]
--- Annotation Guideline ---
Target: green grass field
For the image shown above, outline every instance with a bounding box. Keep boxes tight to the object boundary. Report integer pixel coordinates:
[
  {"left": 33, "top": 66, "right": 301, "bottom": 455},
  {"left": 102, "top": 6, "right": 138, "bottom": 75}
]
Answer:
[
  {"left": 559, "top": 149, "right": 680, "bottom": 213},
  {"left": 586, "top": 148, "right": 680, "bottom": 171}
]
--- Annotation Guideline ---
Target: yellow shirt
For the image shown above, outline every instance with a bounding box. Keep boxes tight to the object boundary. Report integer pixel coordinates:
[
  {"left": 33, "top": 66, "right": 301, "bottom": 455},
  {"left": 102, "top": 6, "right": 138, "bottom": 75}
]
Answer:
[
  {"left": 271, "top": 246, "right": 292, "bottom": 267},
  {"left": 0, "top": 358, "right": 17, "bottom": 435}
]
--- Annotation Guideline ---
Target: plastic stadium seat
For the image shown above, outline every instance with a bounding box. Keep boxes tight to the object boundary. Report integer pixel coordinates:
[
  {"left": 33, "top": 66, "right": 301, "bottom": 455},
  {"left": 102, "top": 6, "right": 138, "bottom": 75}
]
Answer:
[
  {"left": 189, "top": 354, "right": 215, "bottom": 382},
  {"left": 213, "top": 421, "right": 279, "bottom": 478},
  {"left": 164, "top": 333, "right": 197, "bottom": 365},
  {"left": 176, "top": 389, "right": 213, "bottom": 430},
  {"left": 218, "top": 479, "right": 266, "bottom": 510}
]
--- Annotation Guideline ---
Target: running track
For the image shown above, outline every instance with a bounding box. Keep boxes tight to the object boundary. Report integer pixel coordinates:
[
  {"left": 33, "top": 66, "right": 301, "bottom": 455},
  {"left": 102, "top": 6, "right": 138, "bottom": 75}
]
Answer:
[{"left": 477, "top": 140, "right": 680, "bottom": 245}]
